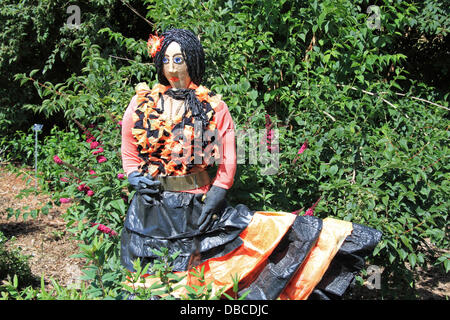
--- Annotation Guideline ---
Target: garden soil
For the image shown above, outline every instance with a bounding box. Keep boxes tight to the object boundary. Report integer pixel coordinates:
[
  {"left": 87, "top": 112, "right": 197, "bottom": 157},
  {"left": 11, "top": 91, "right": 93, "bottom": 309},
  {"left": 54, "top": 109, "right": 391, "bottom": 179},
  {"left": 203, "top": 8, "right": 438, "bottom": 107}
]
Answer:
[{"left": 0, "top": 165, "right": 448, "bottom": 299}]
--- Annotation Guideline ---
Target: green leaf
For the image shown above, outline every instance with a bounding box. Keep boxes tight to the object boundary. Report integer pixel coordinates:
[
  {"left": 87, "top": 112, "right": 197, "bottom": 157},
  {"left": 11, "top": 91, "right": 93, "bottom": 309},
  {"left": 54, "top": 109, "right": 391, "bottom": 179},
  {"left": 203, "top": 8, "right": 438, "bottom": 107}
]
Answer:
[
  {"left": 400, "top": 235, "right": 414, "bottom": 252},
  {"left": 382, "top": 195, "right": 389, "bottom": 207},
  {"left": 408, "top": 253, "right": 417, "bottom": 269},
  {"left": 329, "top": 165, "right": 338, "bottom": 176}
]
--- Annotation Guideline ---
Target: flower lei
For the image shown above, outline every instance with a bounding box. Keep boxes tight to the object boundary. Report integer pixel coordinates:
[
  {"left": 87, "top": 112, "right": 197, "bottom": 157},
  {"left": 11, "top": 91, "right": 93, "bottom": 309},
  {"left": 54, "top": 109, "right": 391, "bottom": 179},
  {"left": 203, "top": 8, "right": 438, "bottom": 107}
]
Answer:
[{"left": 132, "top": 82, "right": 222, "bottom": 177}]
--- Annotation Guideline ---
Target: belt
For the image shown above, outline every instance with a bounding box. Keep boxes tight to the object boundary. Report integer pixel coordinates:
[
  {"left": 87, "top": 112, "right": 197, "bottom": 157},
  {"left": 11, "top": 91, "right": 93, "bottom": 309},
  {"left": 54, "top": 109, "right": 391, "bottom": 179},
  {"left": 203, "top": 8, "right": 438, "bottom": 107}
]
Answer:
[{"left": 155, "top": 170, "right": 211, "bottom": 192}]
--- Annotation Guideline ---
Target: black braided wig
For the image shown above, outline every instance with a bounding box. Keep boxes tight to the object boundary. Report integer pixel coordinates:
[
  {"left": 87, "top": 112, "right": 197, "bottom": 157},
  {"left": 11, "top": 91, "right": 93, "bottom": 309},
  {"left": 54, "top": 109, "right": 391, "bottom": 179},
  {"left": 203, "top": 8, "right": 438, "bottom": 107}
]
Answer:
[
  {"left": 154, "top": 28, "right": 205, "bottom": 86},
  {"left": 153, "top": 28, "right": 212, "bottom": 131}
]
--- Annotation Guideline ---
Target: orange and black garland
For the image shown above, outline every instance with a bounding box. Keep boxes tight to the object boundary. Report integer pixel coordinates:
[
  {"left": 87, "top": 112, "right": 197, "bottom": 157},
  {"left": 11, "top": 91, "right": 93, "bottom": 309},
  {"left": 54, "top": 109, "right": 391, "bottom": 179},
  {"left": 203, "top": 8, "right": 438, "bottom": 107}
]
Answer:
[{"left": 131, "top": 82, "right": 222, "bottom": 177}]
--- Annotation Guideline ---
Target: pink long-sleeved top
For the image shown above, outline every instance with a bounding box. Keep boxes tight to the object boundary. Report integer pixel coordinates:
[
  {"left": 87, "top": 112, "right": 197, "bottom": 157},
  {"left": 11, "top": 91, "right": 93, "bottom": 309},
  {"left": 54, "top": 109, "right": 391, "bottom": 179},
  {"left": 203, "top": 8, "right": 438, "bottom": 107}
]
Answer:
[{"left": 121, "top": 88, "right": 237, "bottom": 193}]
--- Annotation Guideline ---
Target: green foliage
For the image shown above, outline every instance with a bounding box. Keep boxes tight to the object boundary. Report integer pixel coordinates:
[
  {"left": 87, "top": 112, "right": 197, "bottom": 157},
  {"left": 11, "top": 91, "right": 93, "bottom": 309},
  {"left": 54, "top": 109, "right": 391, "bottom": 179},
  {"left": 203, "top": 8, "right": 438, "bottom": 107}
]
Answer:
[
  {"left": 0, "top": 232, "right": 37, "bottom": 291},
  {"left": 1, "top": 0, "right": 448, "bottom": 299},
  {"left": 0, "top": 0, "right": 149, "bottom": 136}
]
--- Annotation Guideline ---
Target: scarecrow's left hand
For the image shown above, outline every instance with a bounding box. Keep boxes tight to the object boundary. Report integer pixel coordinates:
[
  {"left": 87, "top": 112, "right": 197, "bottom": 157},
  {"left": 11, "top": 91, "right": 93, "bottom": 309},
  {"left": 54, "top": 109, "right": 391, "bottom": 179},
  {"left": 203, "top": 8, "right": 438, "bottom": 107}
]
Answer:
[{"left": 197, "top": 185, "right": 227, "bottom": 232}]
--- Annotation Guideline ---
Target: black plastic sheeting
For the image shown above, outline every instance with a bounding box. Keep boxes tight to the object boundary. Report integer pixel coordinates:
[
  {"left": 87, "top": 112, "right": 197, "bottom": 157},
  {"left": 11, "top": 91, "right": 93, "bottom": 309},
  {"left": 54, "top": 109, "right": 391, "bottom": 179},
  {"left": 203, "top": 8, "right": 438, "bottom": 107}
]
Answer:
[
  {"left": 308, "top": 222, "right": 383, "bottom": 300},
  {"left": 120, "top": 191, "right": 254, "bottom": 272},
  {"left": 239, "top": 216, "right": 322, "bottom": 300},
  {"left": 238, "top": 217, "right": 382, "bottom": 300},
  {"left": 121, "top": 190, "right": 382, "bottom": 299}
]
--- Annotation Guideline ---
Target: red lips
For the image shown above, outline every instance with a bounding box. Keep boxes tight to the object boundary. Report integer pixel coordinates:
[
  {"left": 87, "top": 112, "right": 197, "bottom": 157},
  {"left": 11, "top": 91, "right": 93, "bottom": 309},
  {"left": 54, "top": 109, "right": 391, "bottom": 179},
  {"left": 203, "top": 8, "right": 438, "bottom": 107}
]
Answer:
[{"left": 169, "top": 76, "right": 180, "bottom": 82}]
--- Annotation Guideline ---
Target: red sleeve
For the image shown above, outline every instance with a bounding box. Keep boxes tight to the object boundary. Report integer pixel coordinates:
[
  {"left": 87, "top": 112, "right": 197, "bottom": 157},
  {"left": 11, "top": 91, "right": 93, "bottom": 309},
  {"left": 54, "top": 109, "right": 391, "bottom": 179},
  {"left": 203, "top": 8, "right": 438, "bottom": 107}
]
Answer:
[
  {"left": 211, "top": 101, "right": 237, "bottom": 190},
  {"left": 121, "top": 95, "right": 237, "bottom": 191},
  {"left": 121, "top": 94, "right": 141, "bottom": 176}
]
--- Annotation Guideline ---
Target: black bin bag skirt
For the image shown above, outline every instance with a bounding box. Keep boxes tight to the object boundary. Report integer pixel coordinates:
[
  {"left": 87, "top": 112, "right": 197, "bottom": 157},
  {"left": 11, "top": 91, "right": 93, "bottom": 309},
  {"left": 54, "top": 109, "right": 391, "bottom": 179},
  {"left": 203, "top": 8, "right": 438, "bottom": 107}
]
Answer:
[
  {"left": 120, "top": 191, "right": 382, "bottom": 300},
  {"left": 121, "top": 190, "right": 254, "bottom": 272}
]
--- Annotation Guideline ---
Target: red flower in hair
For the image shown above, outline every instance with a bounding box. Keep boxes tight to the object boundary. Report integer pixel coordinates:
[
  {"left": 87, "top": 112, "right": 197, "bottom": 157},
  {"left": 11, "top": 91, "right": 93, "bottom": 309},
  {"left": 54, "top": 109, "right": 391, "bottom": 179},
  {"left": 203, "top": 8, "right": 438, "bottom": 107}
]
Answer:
[{"left": 147, "top": 34, "right": 164, "bottom": 58}]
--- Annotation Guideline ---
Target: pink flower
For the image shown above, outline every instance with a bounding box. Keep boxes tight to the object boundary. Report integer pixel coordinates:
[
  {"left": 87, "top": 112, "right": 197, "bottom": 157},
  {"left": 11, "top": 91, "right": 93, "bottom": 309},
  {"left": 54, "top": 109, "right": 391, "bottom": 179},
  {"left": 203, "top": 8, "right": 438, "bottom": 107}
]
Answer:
[
  {"left": 86, "top": 135, "right": 95, "bottom": 143},
  {"left": 93, "top": 148, "right": 104, "bottom": 155},
  {"left": 96, "top": 155, "right": 107, "bottom": 163},
  {"left": 60, "top": 177, "right": 69, "bottom": 183},
  {"left": 262, "top": 114, "right": 278, "bottom": 152},
  {"left": 53, "top": 155, "right": 63, "bottom": 165},
  {"left": 117, "top": 173, "right": 125, "bottom": 179},
  {"left": 89, "top": 170, "right": 96, "bottom": 175},
  {"left": 91, "top": 223, "right": 118, "bottom": 237},
  {"left": 304, "top": 196, "right": 321, "bottom": 217},
  {"left": 90, "top": 141, "right": 100, "bottom": 149},
  {"left": 59, "top": 198, "right": 72, "bottom": 203},
  {"left": 265, "top": 129, "right": 274, "bottom": 142},
  {"left": 265, "top": 114, "right": 272, "bottom": 129},
  {"left": 118, "top": 121, "right": 122, "bottom": 126},
  {"left": 77, "top": 184, "right": 93, "bottom": 195},
  {"left": 298, "top": 140, "right": 308, "bottom": 154}
]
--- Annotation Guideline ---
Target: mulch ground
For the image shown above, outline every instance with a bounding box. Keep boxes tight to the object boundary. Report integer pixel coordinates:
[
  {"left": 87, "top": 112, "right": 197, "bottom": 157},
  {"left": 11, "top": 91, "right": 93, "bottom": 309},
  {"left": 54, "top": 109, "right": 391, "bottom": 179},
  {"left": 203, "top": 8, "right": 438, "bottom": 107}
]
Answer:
[{"left": 0, "top": 166, "right": 85, "bottom": 291}]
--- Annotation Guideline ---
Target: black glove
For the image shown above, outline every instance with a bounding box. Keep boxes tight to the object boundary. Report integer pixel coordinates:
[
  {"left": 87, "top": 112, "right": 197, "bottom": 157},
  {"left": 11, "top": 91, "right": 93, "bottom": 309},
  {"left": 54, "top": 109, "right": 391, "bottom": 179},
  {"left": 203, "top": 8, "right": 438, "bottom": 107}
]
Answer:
[
  {"left": 197, "top": 185, "right": 227, "bottom": 232},
  {"left": 127, "top": 171, "right": 161, "bottom": 205}
]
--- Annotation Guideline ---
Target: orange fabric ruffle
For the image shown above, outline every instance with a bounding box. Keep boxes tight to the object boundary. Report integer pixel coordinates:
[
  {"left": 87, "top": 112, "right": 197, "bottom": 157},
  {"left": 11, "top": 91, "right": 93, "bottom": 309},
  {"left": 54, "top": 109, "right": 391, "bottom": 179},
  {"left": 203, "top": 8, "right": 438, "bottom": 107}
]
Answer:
[
  {"left": 127, "top": 211, "right": 295, "bottom": 297},
  {"left": 132, "top": 82, "right": 222, "bottom": 177},
  {"left": 125, "top": 214, "right": 353, "bottom": 300}
]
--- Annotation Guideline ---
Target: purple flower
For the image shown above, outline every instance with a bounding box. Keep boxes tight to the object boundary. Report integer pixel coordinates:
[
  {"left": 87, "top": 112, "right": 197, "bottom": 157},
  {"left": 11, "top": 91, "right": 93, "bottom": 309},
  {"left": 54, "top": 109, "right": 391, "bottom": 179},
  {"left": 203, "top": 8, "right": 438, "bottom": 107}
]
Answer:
[
  {"left": 265, "top": 114, "right": 272, "bottom": 129},
  {"left": 96, "top": 155, "right": 107, "bottom": 163},
  {"left": 59, "top": 198, "right": 72, "bottom": 203},
  {"left": 262, "top": 114, "right": 278, "bottom": 152},
  {"left": 53, "top": 155, "right": 63, "bottom": 165},
  {"left": 117, "top": 173, "right": 125, "bottom": 179}
]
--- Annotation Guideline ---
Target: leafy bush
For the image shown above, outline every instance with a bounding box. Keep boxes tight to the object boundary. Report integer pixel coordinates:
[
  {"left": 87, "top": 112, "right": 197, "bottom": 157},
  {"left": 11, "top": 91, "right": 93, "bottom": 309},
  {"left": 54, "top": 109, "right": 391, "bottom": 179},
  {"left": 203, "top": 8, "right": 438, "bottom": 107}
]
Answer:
[
  {"left": 0, "top": 231, "right": 37, "bottom": 290},
  {"left": 0, "top": 0, "right": 150, "bottom": 137},
  {"left": 2, "top": 0, "right": 448, "bottom": 299}
]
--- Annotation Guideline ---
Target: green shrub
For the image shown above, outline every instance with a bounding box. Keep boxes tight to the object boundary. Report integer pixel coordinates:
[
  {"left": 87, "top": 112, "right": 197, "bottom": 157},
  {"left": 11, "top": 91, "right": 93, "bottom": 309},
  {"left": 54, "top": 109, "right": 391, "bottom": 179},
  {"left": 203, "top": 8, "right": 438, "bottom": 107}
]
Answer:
[{"left": 0, "top": 231, "right": 37, "bottom": 290}]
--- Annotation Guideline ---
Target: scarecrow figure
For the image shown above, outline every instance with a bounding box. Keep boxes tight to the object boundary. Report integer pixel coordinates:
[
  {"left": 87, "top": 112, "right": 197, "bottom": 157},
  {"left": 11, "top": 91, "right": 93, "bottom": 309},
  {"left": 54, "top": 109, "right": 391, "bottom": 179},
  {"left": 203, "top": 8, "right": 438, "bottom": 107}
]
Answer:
[{"left": 120, "top": 28, "right": 381, "bottom": 299}]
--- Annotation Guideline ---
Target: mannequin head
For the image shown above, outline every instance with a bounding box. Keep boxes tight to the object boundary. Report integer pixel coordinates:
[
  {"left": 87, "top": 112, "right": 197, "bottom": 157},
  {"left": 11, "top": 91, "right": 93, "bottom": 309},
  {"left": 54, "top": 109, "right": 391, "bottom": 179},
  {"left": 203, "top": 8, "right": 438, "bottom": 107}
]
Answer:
[
  {"left": 161, "top": 41, "right": 191, "bottom": 89},
  {"left": 154, "top": 29, "right": 205, "bottom": 87}
]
